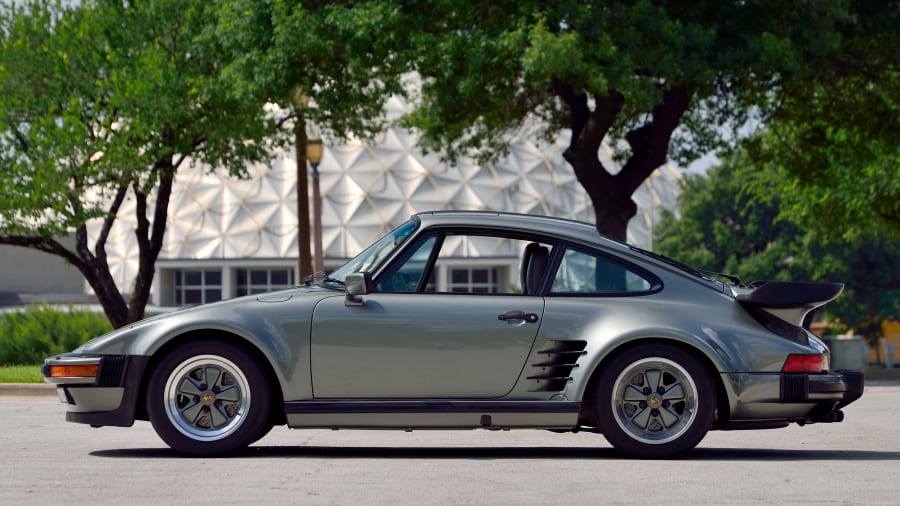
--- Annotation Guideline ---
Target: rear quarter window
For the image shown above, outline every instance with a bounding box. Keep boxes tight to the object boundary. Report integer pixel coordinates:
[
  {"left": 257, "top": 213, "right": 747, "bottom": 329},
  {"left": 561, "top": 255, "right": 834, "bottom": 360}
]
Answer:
[{"left": 550, "top": 247, "right": 661, "bottom": 296}]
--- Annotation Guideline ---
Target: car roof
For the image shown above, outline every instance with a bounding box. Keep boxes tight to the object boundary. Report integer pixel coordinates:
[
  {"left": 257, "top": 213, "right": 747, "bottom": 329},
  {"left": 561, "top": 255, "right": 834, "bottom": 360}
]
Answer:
[
  {"left": 413, "top": 210, "right": 630, "bottom": 252},
  {"left": 412, "top": 210, "right": 726, "bottom": 292}
]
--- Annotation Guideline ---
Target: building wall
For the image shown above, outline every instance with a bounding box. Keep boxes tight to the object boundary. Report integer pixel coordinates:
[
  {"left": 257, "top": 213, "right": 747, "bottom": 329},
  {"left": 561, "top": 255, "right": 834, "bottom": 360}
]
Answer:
[{"left": 0, "top": 235, "right": 86, "bottom": 303}]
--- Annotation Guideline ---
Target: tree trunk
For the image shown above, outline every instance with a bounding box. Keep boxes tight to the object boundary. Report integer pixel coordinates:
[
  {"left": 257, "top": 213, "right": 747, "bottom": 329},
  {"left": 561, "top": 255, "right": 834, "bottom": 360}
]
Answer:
[
  {"left": 127, "top": 161, "right": 176, "bottom": 325},
  {"left": 560, "top": 86, "right": 693, "bottom": 242},
  {"left": 0, "top": 235, "right": 130, "bottom": 327},
  {"left": 85, "top": 260, "right": 130, "bottom": 328}
]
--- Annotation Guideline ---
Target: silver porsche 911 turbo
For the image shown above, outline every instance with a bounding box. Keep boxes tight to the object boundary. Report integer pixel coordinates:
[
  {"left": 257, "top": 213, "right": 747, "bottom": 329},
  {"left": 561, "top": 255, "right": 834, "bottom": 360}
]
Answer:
[{"left": 43, "top": 211, "right": 863, "bottom": 458}]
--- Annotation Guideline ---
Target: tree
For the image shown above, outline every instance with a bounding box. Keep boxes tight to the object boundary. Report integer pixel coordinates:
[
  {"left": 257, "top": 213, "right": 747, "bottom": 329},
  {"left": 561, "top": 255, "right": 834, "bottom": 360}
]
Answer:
[
  {"left": 654, "top": 151, "right": 899, "bottom": 343},
  {"left": 743, "top": 1, "right": 899, "bottom": 241},
  {"left": 0, "top": 0, "right": 402, "bottom": 327},
  {"left": 391, "top": 0, "right": 858, "bottom": 240},
  {"left": 0, "top": 0, "right": 284, "bottom": 327},
  {"left": 204, "top": 0, "right": 408, "bottom": 277}
]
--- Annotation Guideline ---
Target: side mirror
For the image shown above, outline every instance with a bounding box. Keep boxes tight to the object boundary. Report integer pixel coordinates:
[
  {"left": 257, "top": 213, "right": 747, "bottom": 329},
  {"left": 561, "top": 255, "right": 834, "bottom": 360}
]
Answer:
[{"left": 345, "top": 272, "right": 372, "bottom": 306}]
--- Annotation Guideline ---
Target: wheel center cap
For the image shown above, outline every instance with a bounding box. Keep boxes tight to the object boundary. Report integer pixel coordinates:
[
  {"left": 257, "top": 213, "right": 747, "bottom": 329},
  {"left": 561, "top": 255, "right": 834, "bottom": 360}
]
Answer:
[
  {"left": 201, "top": 391, "right": 216, "bottom": 406},
  {"left": 648, "top": 394, "right": 662, "bottom": 408}
]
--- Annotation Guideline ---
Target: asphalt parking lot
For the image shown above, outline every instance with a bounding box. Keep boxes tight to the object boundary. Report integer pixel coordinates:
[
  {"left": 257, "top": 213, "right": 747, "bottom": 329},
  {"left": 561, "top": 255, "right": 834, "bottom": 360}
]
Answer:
[{"left": 2, "top": 381, "right": 899, "bottom": 505}]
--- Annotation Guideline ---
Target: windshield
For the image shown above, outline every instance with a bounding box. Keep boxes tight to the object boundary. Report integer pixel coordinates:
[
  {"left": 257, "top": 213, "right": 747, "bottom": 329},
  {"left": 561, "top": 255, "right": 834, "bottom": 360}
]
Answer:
[{"left": 325, "top": 219, "right": 419, "bottom": 284}]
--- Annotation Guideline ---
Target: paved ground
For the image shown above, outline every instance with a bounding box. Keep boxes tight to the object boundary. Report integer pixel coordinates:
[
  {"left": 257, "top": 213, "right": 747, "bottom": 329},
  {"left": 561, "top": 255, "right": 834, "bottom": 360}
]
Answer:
[{"left": 1, "top": 384, "right": 898, "bottom": 505}]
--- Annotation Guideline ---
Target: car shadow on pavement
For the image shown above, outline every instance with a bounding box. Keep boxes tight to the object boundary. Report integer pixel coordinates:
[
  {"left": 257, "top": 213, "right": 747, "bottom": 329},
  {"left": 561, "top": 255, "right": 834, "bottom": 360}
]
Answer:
[{"left": 90, "top": 446, "right": 900, "bottom": 461}]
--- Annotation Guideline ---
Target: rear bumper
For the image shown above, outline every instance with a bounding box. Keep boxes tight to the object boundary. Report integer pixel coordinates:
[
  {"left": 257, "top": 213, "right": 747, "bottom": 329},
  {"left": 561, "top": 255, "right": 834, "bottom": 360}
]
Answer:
[
  {"left": 724, "top": 369, "right": 864, "bottom": 423},
  {"left": 780, "top": 369, "right": 864, "bottom": 406},
  {"left": 797, "top": 369, "right": 864, "bottom": 424}
]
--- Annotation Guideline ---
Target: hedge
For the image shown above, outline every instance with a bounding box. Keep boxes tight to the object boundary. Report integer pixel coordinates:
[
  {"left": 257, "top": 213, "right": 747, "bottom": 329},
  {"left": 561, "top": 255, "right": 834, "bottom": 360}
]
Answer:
[{"left": 0, "top": 305, "right": 112, "bottom": 365}]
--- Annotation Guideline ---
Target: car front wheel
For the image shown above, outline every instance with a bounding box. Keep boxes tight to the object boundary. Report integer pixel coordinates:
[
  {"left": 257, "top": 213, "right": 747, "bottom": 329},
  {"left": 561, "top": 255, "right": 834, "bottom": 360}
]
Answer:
[
  {"left": 146, "top": 339, "right": 273, "bottom": 456},
  {"left": 596, "top": 344, "right": 715, "bottom": 458}
]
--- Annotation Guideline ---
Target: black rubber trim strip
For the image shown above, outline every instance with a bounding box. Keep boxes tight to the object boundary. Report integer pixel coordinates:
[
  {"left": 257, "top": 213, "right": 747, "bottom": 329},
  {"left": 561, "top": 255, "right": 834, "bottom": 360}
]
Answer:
[
  {"left": 284, "top": 400, "right": 581, "bottom": 415},
  {"left": 835, "top": 369, "right": 864, "bottom": 409},
  {"left": 808, "top": 375, "right": 848, "bottom": 394}
]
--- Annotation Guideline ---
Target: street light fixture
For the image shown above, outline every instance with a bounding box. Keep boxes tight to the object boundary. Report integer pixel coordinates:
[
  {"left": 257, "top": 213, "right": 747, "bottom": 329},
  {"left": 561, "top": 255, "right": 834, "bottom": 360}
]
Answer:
[{"left": 306, "top": 136, "right": 325, "bottom": 277}]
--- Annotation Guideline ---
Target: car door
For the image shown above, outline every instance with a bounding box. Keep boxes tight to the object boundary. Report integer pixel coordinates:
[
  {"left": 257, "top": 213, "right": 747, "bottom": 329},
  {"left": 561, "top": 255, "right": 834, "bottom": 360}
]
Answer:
[{"left": 309, "top": 232, "right": 551, "bottom": 399}]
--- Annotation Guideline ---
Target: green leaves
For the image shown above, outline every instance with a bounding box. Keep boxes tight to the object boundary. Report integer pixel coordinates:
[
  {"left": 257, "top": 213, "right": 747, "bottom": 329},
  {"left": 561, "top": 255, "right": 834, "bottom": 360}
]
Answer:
[
  {"left": 0, "top": 305, "right": 112, "bottom": 366},
  {"left": 206, "top": 0, "right": 408, "bottom": 143},
  {"left": 655, "top": 150, "right": 899, "bottom": 334}
]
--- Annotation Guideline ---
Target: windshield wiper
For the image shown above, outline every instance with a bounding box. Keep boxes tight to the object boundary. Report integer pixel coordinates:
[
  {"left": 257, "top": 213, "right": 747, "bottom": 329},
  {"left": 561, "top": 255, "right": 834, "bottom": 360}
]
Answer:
[
  {"left": 630, "top": 246, "right": 711, "bottom": 280},
  {"left": 698, "top": 269, "right": 741, "bottom": 285},
  {"left": 320, "top": 275, "right": 345, "bottom": 286},
  {"left": 303, "top": 274, "right": 345, "bottom": 287}
]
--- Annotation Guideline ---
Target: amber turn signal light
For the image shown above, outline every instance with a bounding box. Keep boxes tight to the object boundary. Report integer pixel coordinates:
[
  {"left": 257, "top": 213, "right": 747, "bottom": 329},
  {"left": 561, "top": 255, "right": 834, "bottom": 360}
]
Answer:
[{"left": 48, "top": 364, "right": 99, "bottom": 378}]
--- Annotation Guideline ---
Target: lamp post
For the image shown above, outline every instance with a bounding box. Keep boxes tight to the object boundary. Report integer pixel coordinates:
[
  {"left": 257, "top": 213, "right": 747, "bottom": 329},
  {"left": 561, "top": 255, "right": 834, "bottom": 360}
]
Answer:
[
  {"left": 306, "top": 136, "right": 325, "bottom": 277},
  {"left": 295, "top": 124, "right": 312, "bottom": 282}
]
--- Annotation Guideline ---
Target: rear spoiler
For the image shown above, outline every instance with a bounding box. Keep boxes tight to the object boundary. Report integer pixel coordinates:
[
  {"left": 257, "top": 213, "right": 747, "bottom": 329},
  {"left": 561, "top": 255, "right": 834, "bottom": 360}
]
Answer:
[{"left": 735, "top": 281, "right": 844, "bottom": 328}]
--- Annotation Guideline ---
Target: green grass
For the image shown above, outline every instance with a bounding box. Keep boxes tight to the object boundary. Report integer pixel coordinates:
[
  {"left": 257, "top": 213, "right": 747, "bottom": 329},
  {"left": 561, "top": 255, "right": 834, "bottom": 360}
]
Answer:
[{"left": 0, "top": 365, "right": 43, "bottom": 383}]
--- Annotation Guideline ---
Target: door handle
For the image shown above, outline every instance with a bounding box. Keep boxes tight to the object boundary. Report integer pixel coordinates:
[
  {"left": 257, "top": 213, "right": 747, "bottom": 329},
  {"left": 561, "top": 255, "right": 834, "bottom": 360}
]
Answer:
[{"left": 498, "top": 310, "right": 539, "bottom": 323}]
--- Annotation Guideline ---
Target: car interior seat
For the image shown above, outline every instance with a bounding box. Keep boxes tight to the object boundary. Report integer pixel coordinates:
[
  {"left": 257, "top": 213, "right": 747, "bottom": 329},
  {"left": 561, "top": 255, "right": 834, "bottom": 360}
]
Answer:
[{"left": 521, "top": 243, "right": 550, "bottom": 295}]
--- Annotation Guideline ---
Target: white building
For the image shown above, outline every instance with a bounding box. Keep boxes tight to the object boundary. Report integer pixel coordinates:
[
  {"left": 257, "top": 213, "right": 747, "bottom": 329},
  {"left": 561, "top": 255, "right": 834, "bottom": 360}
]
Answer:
[{"left": 1, "top": 97, "right": 685, "bottom": 308}]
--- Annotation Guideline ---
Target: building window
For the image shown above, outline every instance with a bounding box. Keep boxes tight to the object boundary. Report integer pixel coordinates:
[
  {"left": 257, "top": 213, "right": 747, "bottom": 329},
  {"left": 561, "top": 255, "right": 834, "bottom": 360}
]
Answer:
[
  {"left": 448, "top": 267, "right": 500, "bottom": 294},
  {"left": 175, "top": 269, "right": 222, "bottom": 305},
  {"left": 236, "top": 268, "right": 295, "bottom": 296}
]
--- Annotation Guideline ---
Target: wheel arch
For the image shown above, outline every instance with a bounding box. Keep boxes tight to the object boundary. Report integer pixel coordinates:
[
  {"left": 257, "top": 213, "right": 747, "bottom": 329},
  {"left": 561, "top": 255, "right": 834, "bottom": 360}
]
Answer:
[
  {"left": 577, "top": 337, "right": 732, "bottom": 427},
  {"left": 134, "top": 328, "right": 286, "bottom": 426}
]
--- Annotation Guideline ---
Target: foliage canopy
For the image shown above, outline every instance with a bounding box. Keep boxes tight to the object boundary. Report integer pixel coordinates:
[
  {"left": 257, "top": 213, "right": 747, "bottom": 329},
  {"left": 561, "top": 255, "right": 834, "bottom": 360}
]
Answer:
[
  {"left": 743, "top": 0, "right": 899, "bottom": 241},
  {"left": 393, "top": 0, "right": 857, "bottom": 239},
  {"left": 655, "top": 152, "right": 899, "bottom": 339},
  {"left": 0, "top": 0, "right": 401, "bottom": 326}
]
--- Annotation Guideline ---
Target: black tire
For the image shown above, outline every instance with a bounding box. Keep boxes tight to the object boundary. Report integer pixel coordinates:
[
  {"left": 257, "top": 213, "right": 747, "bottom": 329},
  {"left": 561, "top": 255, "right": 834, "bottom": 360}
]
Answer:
[
  {"left": 146, "top": 339, "right": 274, "bottom": 456},
  {"left": 595, "top": 343, "right": 715, "bottom": 459}
]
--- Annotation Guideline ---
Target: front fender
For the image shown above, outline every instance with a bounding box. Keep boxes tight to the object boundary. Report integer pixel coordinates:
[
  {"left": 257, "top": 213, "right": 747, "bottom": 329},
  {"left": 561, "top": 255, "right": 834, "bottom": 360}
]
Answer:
[{"left": 75, "top": 291, "right": 339, "bottom": 401}]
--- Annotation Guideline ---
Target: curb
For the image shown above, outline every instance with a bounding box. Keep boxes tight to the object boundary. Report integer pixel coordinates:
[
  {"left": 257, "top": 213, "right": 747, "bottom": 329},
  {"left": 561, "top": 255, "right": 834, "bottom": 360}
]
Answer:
[
  {"left": 862, "top": 368, "right": 900, "bottom": 383},
  {"left": 0, "top": 383, "right": 56, "bottom": 398}
]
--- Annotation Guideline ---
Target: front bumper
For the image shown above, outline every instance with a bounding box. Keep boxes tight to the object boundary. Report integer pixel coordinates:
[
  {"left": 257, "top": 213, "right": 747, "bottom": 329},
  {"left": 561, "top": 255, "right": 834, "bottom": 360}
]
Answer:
[{"left": 42, "top": 354, "right": 150, "bottom": 427}]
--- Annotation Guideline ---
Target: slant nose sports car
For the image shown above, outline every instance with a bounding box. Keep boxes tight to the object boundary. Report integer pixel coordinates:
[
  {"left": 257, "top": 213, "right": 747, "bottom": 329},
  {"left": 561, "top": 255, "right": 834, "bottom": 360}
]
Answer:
[{"left": 43, "top": 211, "right": 863, "bottom": 458}]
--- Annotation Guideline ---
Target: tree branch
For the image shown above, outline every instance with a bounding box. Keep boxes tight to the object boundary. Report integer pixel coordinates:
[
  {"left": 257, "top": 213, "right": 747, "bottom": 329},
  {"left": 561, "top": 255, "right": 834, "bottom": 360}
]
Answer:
[
  {"left": 94, "top": 181, "right": 129, "bottom": 260},
  {"left": 0, "top": 235, "right": 84, "bottom": 270},
  {"left": 618, "top": 86, "right": 693, "bottom": 195}
]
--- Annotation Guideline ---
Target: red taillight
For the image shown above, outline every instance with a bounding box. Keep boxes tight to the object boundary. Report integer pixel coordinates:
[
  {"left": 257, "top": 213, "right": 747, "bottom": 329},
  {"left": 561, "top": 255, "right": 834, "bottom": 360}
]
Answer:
[{"left": 782, "top": 354, "right": 830, "bottom": 373}]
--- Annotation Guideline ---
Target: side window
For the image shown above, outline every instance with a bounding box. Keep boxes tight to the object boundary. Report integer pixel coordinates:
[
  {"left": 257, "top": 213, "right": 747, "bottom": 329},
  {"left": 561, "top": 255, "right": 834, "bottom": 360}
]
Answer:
[
  {"left": 551, "top": 247, "right": 660, "bottom": 295},
  {"left": 375, "top": 236, "right": 437, "bottom": 292},
  {"left": 426, "top": 235, "right": 550, "bottom": 294},
  {"left": 375, "top": 231, "right": 553, "bottom": 295}
]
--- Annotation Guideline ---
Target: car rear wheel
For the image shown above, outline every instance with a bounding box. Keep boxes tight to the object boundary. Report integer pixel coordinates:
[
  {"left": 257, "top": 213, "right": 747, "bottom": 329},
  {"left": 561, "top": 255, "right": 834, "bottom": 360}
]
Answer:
[
  {"left": 146, "top": 339, "right": 273, "bottom": 456},
  {"left": 596, "top": 344, "right": 714, "bottom": 458}
]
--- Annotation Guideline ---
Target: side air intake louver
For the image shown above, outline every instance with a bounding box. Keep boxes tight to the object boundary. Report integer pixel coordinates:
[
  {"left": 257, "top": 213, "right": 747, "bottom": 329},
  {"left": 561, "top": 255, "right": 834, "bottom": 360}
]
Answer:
[
  {"left": 98, "top": 355, "right": 127, "bottom": 387},
  {"left": 527, "top": 340, "right": 588, "bottom": 392}
]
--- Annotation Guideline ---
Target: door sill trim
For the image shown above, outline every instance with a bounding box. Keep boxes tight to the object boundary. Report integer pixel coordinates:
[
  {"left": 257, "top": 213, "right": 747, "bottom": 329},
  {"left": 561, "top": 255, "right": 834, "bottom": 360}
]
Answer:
[{"left": 284, "top": 399, "right": 581, "bottom": 414}]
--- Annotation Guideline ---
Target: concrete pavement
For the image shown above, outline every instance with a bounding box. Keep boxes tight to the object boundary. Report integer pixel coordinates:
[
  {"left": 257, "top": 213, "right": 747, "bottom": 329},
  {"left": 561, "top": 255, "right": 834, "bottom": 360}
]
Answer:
[{"left": 3, "top": 387, "right": 900, "bottom": 505}]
